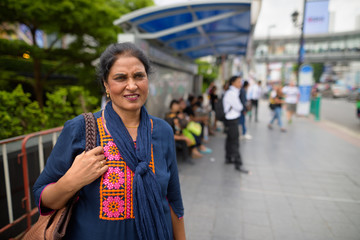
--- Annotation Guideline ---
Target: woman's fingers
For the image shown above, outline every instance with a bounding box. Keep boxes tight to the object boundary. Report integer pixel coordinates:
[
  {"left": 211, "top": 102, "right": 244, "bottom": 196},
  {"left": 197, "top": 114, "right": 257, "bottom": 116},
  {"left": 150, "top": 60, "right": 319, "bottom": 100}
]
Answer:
[
  {"left": 93, "top": 153, "right": 106, "bottom": 161},
  {"left": 98, "top": 160, "right": 108, "bottom": 168},
  {"left": 99, "top": 164, "right": 109, "bottom": 175},
  {"left": 87, "top": 146, "right": 104, "bottom": 155},
  {"left": 82, "top": 147, "right": 105, "bottom": 162}
]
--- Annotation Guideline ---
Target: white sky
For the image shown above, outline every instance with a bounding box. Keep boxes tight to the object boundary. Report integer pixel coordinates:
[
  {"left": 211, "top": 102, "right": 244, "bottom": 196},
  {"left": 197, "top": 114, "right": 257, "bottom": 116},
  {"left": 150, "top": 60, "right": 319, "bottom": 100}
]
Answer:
[{"left": 154, "top": 0, "right": 360, "bottom": 37}]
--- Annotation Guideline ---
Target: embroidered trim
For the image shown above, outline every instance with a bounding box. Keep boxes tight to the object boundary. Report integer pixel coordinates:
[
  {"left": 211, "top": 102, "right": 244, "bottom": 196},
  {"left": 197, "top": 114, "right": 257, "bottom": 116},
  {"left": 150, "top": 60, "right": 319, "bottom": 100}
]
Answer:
[{"left": 98, "top": 117, "right": 155, "bottom": 221}]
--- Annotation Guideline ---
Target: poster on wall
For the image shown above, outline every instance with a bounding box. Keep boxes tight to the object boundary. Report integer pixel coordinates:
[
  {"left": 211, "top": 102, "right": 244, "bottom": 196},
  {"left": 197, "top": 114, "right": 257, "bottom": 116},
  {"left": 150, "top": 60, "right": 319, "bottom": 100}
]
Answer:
[{"left": 297, "top": 64, "right": 314, "bottom": 116}]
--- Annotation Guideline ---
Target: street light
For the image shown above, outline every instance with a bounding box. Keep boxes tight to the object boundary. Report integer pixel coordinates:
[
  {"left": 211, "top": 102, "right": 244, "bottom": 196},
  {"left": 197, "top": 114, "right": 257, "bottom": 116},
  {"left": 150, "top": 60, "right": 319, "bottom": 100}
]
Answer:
[
  {"left": 291, "top": 11, "right": 300, "bottom": 27},
  {"left": 291, "top": 0, "right": 306, "bottom": 82}
]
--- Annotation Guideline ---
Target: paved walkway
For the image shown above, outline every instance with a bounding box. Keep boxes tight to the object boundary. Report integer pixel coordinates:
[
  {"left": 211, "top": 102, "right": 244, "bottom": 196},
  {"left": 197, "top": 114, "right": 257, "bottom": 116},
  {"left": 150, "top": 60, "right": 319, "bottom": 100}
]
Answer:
[{"left": 178, "top": 100, "right": 360, "bottom": 240}]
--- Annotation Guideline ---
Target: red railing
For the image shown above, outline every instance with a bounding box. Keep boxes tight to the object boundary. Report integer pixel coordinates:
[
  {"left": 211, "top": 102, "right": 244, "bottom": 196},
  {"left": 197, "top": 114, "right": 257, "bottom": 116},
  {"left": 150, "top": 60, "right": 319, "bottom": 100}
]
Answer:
[{"left": 0, "top": 127, "right": 63, "bottom": 239}]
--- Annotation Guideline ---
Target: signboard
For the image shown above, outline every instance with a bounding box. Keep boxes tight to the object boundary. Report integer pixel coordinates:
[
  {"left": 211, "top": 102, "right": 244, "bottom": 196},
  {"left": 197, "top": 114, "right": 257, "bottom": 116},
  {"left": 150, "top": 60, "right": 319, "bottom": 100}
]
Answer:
[
  {"left": 304, "top": 0, "right": 329, "bottom": 35},
  {"left": 297, "top": 64, "right": 314, "bottom": 116}
]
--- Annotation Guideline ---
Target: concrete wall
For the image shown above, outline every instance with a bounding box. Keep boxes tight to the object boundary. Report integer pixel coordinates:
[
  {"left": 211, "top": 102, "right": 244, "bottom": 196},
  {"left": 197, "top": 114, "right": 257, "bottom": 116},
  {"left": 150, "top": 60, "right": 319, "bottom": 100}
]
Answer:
[{"left": 146, "top": 63, "right": 194, "bottom": 118}]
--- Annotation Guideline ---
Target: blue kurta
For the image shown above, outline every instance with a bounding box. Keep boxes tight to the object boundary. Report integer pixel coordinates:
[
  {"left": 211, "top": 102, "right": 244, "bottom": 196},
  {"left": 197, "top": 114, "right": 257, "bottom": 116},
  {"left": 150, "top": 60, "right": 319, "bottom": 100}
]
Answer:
[{"left": 33, "top": 111, "right": 184, "bottom": 239}]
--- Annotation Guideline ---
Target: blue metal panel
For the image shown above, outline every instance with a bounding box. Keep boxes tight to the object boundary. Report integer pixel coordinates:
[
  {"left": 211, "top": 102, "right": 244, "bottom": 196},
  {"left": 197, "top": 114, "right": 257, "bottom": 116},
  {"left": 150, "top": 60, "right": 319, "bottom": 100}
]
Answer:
[
  {"left": 159, "top": 28, "right": 199, "bottom": 42},
  {"left": 130, "top": 6, "right": 188, "bottom": 23},
  {"left": 186, "top": 48, "right": 215, "bottom": 59},
  {"left": 115, "top": 1, "right": 252, "bottom": 59},
  {"left": 170, "top": 36, "right": 209, "bottom": 51},
  {"left": 201, "top": 12, "right": 251, "bottom": 32},
  {"left": 138, "top": 12, "right": 194, "bottom": 33}
]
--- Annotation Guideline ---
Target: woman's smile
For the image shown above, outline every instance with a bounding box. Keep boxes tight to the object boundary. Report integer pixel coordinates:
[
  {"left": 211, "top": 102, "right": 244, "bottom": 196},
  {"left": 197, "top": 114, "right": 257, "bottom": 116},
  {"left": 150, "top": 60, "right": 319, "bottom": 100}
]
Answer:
[{"left": 124, "top": 94, "right": 140, "bottom": 101}]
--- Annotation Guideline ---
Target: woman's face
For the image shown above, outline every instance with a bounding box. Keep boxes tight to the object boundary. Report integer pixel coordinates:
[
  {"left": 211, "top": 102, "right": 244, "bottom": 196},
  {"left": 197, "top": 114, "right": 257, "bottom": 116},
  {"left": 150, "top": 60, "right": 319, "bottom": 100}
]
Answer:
[
  {"left": 179, "top": 100, "right": 186, "bottom": 110},
  {"left": 171, "top": 103, "right": 180, "bottom": 113},
  {"left": 104, "top": 55, "right": 148, "bottom": 115},
  {"left": 232, "top": 77, "right": 242, "bottom": 89}
]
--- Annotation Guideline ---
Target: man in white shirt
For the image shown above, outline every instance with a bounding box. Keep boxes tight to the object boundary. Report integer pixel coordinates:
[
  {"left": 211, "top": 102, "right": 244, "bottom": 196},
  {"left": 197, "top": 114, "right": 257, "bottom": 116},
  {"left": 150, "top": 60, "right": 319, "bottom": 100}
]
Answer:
[
  {"left": 282, "top": 81, "right": 300, "bottom": 124},
  {"left": 248, "top": 80, "right": 262, "bottom": 122},
  {"left": 223, "top": 76, "right": 249, "bottom": 174}
]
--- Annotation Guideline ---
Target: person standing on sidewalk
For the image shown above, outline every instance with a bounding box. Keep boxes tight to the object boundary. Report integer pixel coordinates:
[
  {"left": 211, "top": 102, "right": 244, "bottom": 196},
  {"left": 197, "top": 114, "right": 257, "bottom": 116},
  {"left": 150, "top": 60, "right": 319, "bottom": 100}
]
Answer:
[
  {"left": 239, "top": 80, "right": 252, "bottom": 140},
  {"left": 282, "top": 81, "right": 300, "bottom": 124},
  {"left": 223, "top": 76, "right": 250, "bottom": 173},
  {"left": 248, "top": 80, "right": 262, "bottom": 122},
  {"left": 268, "top": 85, "right": 286, "bottom": 132}
]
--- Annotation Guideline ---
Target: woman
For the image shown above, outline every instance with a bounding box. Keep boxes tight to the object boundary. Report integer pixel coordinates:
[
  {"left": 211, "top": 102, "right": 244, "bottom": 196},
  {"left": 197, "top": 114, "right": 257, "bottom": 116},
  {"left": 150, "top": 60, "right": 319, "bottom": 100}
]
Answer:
[
  {"left": 282, "top": 81, "right": 299, "bottom": 124},
  {"left": 178, "top": 98, "right": 212, "bottom": 155},
  {"left": 33, "top": 42, "right": 185, "bottom": 239},
  {"left": 165, "top": 99, "right": 203, "bottom": 159},
  {"left": 268, "top": 85, "right": 286, "bottom": 132},
  {"left": 209, "top": 85, "right": 219, "bottom": 132}
]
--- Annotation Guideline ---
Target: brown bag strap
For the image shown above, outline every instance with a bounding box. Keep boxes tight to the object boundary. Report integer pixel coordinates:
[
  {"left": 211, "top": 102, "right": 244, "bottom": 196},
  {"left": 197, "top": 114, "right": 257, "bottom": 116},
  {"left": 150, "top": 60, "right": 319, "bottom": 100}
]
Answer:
[
  {"left": 82, "top": 112, "right": 97, "bottom": 151},
  {"left": 53, "top": 113, "right": 97, "bottom": 239}
]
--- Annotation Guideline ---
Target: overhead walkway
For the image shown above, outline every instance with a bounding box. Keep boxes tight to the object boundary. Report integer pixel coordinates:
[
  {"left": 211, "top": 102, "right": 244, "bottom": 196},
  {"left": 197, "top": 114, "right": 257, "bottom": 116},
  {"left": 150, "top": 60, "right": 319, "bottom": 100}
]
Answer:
[{"left": 254, "top": 30, "right": 360, "bottom": 63}]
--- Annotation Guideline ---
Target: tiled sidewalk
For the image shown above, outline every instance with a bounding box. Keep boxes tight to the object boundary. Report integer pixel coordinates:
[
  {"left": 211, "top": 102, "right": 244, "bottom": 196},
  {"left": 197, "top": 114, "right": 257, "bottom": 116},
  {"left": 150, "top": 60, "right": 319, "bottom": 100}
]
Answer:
[{"left": 178, "top": 101, "right": 360, "bottom": 240}]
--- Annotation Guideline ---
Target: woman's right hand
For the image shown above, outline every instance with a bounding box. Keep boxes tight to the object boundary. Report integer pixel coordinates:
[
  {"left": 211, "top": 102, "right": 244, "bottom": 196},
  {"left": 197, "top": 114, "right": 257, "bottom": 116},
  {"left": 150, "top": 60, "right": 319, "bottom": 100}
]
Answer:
[
  {"left": 41, "top": 146, "right": 108, "bottom": 210},
  {"left": 64, "top": 146, "right": 108, "bottom": 190}
]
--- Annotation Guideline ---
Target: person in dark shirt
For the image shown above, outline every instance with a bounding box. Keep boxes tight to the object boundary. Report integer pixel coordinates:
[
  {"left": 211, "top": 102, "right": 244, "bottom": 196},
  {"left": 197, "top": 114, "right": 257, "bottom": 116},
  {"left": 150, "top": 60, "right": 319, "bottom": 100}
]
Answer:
[
  {"left": 179, "top": 98, "right": 212, "bottom": 155},
  {"left": 239, "top": 81, "right": 252, "bottom": 140},
  {"left": 165, "top": 100, "right": 201, "bottom": 161},
  {"left": 268, "top": 85, "right": 286, "bottom": 132}
]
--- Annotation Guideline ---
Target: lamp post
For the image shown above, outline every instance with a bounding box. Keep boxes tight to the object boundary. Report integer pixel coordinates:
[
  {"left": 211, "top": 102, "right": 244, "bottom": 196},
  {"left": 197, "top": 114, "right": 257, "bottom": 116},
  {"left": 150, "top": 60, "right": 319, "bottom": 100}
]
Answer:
[{"left": 291, "top": 0, "right": 306, "bottom": 82}]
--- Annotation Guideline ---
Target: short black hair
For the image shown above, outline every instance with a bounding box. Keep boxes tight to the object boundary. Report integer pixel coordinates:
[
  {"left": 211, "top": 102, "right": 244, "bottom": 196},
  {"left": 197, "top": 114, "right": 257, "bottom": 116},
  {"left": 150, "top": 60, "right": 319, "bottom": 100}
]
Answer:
[
  {"left": 243, "top": 81, "right": 249, "bottom": 88},
  {"left": 169, "top": 99, "right": 179, "bottom": 109},
  {"left": 187, "top": 95, "right": 195, "bottom": 103},
  {"left": 229, "top": 76, "right": 239, "bottom": 86},
  {"left": 97, "top": 42, "right": 152, "bottom": 85}
]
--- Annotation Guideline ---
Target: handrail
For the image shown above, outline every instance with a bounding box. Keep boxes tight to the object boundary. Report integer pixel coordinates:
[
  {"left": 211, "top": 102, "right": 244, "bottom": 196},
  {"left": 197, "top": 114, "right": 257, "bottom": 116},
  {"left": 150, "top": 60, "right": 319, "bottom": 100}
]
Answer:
[{"left": 0, "top": 126, "right": 63, "bottom": 238}]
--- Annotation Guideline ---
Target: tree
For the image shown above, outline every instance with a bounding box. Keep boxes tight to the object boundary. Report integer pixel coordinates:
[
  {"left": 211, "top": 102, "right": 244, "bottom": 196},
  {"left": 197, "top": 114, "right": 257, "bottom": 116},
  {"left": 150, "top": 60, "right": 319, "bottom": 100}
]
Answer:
[
  {"left": 0, "top": 0, "right": 154, "bottom": 107},
  {"left": 195, "top": 59, "right": 219, "bottom": 92},
  {"left": 311, "top": 63, "right": 324, "bottom": 83},
  {"left": 292, "top": 62, "right": 324, "bottom": 83}
]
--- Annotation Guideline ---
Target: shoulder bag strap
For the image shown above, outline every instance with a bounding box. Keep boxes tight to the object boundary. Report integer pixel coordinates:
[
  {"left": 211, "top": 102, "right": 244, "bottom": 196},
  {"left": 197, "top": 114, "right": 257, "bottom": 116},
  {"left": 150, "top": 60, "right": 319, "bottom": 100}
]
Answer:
[
  {"left": 82, "top": 112, "right": 97, "bottom": 151},
  {"left": 53, "top": 113, "right": 97, "bottom": 239}
]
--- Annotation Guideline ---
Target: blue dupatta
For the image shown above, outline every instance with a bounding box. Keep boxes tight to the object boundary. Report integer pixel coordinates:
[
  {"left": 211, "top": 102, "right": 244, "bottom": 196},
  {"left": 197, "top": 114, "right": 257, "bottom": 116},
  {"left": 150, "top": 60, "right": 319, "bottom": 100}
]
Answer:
[{"left": 104, "top": 102, "right": 171, "bottom": 240}]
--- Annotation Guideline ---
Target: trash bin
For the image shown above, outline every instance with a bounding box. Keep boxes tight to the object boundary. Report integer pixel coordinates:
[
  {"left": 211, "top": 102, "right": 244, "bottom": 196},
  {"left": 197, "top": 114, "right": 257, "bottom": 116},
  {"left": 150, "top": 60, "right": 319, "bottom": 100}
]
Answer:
[{"left": 310, "top": 96, "right": 321, "bottom": 121}]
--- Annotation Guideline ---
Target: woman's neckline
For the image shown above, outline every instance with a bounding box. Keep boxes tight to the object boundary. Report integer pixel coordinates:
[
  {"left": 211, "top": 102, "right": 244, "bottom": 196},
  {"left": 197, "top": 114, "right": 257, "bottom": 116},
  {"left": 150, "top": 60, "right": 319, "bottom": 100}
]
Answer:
[{"left": 102, "top": 110, "right": 138, "bottom": 141}]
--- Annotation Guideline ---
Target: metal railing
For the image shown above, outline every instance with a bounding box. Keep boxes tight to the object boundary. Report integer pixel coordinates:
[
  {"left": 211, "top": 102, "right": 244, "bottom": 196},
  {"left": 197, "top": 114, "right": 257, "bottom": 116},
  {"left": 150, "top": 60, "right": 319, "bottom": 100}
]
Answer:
[{"left": 0, "top": 127, "right": 63, "bottom": 239}]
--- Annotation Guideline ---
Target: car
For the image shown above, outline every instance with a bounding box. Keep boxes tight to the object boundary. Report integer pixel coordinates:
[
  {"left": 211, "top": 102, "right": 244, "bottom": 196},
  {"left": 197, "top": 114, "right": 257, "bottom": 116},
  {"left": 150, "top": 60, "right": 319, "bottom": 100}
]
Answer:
[{"left": 330, "top": 80, "right": 350, "bottom": 98}]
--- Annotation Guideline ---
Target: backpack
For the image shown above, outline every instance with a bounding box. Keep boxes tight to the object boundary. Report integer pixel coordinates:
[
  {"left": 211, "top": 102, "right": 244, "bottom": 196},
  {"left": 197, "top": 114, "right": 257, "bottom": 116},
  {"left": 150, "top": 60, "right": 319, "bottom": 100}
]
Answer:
[{"left": 215, "top": 95, "right": 230, "bottom": 121}]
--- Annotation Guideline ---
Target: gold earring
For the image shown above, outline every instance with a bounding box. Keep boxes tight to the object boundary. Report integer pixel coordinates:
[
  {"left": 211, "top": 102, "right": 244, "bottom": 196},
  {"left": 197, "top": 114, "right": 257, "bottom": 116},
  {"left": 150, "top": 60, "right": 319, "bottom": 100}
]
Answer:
[{"left": 106, "top": 92, "right": 110, "bottom": 98}]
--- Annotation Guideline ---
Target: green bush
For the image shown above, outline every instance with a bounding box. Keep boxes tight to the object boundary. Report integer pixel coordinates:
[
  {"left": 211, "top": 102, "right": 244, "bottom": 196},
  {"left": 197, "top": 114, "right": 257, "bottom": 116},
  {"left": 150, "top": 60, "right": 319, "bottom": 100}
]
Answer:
[
  {"left": 0, "top": 84, "right": 100, "bottom": 140},
  {"left": 0, "top": 85, "right": 45, "bottom": 139},
  {"left": 44, "top": 86, "right": 100, "bottom": 128}
]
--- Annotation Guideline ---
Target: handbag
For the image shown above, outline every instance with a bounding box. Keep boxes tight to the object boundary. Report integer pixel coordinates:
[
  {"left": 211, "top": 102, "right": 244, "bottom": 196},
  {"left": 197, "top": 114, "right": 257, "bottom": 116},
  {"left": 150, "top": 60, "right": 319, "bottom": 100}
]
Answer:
[
  {"left": 23, "top": 113, "right": 97, "bottom": 240},
  {"left": 269, "top": 103, "right": 276, "bottom": 110},
  {"left": 186, "top": 121, "right": 202, "bottom": 136}
]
